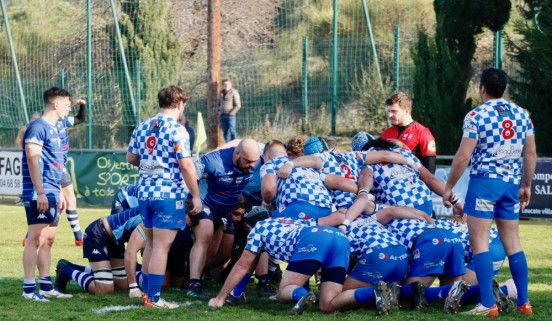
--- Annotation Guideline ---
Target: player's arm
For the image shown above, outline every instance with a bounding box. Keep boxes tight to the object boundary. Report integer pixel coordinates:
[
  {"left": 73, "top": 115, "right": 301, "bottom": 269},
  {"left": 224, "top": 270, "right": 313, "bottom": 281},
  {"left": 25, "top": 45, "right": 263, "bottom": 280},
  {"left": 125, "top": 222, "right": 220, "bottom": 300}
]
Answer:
[
  {"left": 277, "top": 155, "right": 323, "bottom": 178},
  {"left": 421, "top": 156, "right": 436, "bottom": 174},
  {"left": 362, "top": 151, "right": 413, "bottom": 167},
  {"left": 126, "top": 152, "right": 139, "bottom": 167},
  {"left": 124, "top": 224, "right": 146, "bottom": 298},
  {"left": 73, "top": 100, "right": 87, "bottom": 125},
  {"left": 261, "top": 173, "right": 277, "bottom": 209},
  {"left": 26, "top": 143, "right": 49, "bottom": 213},
  {"left": 208, "top": 249, "right": 259, "bottom": 307},
  {"left": 419, "top": 165, "right": 464, "bottom": 217},
  {"left": 179, "top": 156, "right": 202, "bottom": 215},
  {"left": 419, "top": 128, "right": 437, "bottom": 174},
  {"left": 324, "top": 174, "right": 358, "bottom": 194},
  {"left": 377, "top": 206, "right": 435, "bottom": 225},
  {"left": 520, "top": 135, "right": 537, "bottom": 210}
]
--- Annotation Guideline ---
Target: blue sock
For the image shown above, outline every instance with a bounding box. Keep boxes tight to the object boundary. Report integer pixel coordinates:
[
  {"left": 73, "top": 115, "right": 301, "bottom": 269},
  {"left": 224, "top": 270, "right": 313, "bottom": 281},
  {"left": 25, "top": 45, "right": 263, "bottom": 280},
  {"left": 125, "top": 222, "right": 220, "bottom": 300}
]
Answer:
[
  {"left": 400, "top": 283, "right": 413, "bottom": 297},
  {"left": 38, "top": 276, "right": 54, "bottom": 291},
  {"left": 66, "top": 209, "right": 82, "bottom": 240},
  {"left": 353, "top": 287, "right": 374, "bottom": 304},
  {"left": 425, "top": 284, "right": 452, "bottom": 303},
  {"left": 473, "top": 251, "right": 494, "bottom": 308},
  {"left": 66, "top": 262, "right": 86, "bottom": 272},
  {"left": 70, "top": 270, "right": 94, "bottom": 291},
  {"left": 509, "top": 251, "right": 529, "bottom": 306},
  {"left": 292, "top": 287, "right": 308, "bottom": 303},
  {"left": 142, "top": 273, "right": 149, "bottom": 292},
  {"left": 461, "top": 284, "right": 481, "bottom": 306},
  {"left": 23, "top": 278, "right": 36, "bottom": 294},
  {"left": 136, "top": 263, "right": 142, "bottom": 272},
  {"left": 147, "top": 274, "right": 164, "bottom": 302},
  {"left": 231, "top": 274, "right": 251, "bottom": 296}
]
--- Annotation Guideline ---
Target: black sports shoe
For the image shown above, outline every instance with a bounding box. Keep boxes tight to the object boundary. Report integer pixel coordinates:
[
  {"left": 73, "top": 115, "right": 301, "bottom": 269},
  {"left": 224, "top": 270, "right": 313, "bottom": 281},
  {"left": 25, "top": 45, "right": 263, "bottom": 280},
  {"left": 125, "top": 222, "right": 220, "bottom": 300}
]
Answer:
[
  {"left": 387, "top": 282, "right": 401, "bottom": 312},
  {"left": 410, "top": 281, "right": 428, "bottom": 310},
  {"left": 257, "top": 282, "right": 277, "bottom": 299},
  {"left": 288, "top": 291, "right": 316, "bottom": 315},
  {"left": 54, "top": 259, "right": 71, "bottom": 292},
  {"left": 224, "top": 292, "right": 247, "bottom": 306},
  {"left": 444, "top": 280, "right": 468, "bottom": 314},
  {"left": 187, "top": 282, "right": 209, "bottom": 300},
  {"left": 492, "top": 279, "right": 510, "bottom": 313},
  {"left": 374, "top": 281, "right": 391, "bottom": 315}
]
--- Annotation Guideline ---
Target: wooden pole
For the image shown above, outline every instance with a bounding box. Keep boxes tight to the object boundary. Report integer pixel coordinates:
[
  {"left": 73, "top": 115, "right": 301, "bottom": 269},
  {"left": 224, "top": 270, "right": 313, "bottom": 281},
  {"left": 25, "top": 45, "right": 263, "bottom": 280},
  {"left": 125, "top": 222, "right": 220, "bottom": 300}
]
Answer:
[{"left": 207, "top": 0, "right": 222, "bottom": 149}]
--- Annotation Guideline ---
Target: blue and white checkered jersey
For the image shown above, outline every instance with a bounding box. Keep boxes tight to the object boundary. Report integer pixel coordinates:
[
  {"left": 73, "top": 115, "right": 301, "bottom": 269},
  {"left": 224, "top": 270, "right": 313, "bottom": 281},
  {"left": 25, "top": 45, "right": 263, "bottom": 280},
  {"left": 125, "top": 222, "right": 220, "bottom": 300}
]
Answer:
[
  {"left": 383, "top": 218, "right": 435, "bottom": 253},
  {"left": 22, "top": 118, "right": 64, "bottom": 202},
  {"left": 462, "top": 98, "right": 534, "bottom": 185},
  {"left": 56, "top": 116, "right": 75, "bottom": 164},
  {"left": 195, "top": 146, "right": 261, "bottom": 211},
  {"left": 260, "top": 155, "right": 332, "bottom": 213},
  {"left": 127, "top": 113, "right": 191, "bottom": 199},
  {"left": 317, "top": 151, "right": 367, "bottom": 209},
  {"left": 366, "top": 147, "right": 431, "bottom": 208},
  {"left": 245, "top": 217, "right": 316, "bottom": 261},
  {"left": 435, "top": 218, "right": 499, "bottom": 263},
  {"left": 347, "top": 215, "right": 401, "bottom": 258}
]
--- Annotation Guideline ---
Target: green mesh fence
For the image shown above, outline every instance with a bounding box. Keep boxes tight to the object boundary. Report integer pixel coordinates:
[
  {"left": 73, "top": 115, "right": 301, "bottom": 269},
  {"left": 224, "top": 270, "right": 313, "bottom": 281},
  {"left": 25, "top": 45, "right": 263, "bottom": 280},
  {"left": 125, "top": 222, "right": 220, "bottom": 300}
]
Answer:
[{"left": 0, "top": 0, "right": 520, "bottom": 149}]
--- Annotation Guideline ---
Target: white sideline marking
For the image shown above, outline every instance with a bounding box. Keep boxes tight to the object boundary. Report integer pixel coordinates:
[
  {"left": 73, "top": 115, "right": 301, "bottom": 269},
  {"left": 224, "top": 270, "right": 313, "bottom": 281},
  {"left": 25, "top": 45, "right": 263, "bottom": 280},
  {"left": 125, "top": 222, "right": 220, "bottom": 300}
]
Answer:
[{"left": 92, "top": 301, "right": 197, "bottom": 313}]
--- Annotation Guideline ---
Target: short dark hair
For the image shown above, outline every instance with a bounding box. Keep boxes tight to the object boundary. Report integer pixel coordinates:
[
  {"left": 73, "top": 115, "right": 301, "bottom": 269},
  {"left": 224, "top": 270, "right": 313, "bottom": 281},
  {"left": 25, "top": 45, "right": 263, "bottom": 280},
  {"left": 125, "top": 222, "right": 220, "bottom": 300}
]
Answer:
[
  {"left": 157, "top": 85, "right": 188, "bottom": 109},
  {"left": 363, "top": 138, "right": 400, "bottom": 151},
  {"left": 43, "top": 87, "right": 70, "bottom": 105},
  {"left": 222, "top": 79, "right": 230, "bottom": 84},
  {"left": 480, "top": 68, "right": 507, "bottom": 98}
]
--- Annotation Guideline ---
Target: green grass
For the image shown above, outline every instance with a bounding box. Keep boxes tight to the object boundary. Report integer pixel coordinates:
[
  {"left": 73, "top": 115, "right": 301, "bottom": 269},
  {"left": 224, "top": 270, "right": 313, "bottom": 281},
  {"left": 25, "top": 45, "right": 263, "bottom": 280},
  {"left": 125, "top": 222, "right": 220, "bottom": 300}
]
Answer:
[{"left": 1, "top": 204, "right": 551, "bottom": 320}]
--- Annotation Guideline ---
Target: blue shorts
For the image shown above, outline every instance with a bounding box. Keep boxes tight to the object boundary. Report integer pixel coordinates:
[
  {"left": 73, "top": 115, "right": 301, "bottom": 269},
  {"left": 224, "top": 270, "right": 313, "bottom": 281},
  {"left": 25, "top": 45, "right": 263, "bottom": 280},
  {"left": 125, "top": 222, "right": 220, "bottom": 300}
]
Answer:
[
  {"left": 466, "top": 236, "right": 506, "bottom": 275},
  {"left": 83, "top": 219, "right": 124, "bottom": 262},
  {"left": 290, "top": 226, "right": 350, "bottom": 270},
  {"left": 408, "top": 228, "right": 466, "bottom": 278},
  {"left": 192, "top": 206, "right": 235, "bottom": 235},
  {"left": 166, "top": 228, "right": 194, "bottom": 277},
  {"left": 24, "top": 200, "right": 60, "bottom": 226},
  {"left": 464, "top": 176, "right": 520, "bottom": 220},
  {"left": 414, "top": 200, "right": 433, "bottom": 216},
  {"left": 60, "top": 168, "right": 72, "bottom": 188},
  {"left": 275, "top": 201, "right": 332, "bottom": 220},
  {"left": 139, "top": 198, "right": 187, "bottom": 229},
  {"left": 349, "top": 245, "right": 408, "bottom": 284}
]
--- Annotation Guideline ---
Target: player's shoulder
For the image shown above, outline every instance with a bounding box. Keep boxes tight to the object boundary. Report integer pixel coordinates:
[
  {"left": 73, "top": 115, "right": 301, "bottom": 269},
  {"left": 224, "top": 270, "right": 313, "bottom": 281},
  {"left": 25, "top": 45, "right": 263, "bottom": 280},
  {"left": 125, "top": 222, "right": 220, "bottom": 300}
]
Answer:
[{"left": 381, "top": 126, "right": 396, "bottom": 137}]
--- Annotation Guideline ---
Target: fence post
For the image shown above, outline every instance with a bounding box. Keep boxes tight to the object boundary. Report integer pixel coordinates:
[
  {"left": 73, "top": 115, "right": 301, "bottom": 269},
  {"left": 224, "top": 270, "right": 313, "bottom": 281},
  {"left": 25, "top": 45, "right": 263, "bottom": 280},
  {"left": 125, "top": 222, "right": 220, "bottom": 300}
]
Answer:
[
  {"left": 135, "top": 60, "right": 141, "bottom": 125},
  {"left": 59, "top": 68, "right": 65, "bottom": 88},
  {"left": 86, "top": 0, "right": 93, "bottom": 148},
  {"left": 393, "top": 25, "right": 400, "bottom": 92},
  {"left": 331, "top": 0, "right": 338, "bottom": 136},
  {"left": 493, "top": 30, "right": 503, "bottom": 70},
  {"left": 362, "top": 0, "right": 382, "bottom": 90},
  {"left": 302, "top": 36, "right": 308, "bottom": 134},
  {"left": 1, "top": 0, "right": 29, "bottom": 123}
]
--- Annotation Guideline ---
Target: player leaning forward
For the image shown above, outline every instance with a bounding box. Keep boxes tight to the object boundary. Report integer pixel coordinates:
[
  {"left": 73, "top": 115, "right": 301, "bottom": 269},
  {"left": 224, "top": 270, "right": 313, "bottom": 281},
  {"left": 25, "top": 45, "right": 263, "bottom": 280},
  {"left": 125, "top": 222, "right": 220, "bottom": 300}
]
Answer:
[{"left": 127, "top": 85, "right": 202, "bottom": 309}]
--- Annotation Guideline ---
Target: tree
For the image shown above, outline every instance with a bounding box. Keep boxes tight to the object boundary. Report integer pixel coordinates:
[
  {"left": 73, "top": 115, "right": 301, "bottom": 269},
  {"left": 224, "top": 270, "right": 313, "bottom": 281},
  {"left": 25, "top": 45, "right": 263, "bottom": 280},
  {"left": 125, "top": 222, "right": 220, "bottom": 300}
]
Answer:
[
  {"left": 509, "top": 0, "right": 552, "bottom": 156},
  {"left": 412, "top": 0, "right": 511, "bottom": 155}
]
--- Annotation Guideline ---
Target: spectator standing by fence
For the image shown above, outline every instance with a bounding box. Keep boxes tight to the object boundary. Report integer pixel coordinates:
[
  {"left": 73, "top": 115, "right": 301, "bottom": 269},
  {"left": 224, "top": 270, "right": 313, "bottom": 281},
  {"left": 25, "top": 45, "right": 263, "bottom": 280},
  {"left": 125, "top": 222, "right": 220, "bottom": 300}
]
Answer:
[{"left": 218, "top": 79, "right": 241, "bottom": 142}]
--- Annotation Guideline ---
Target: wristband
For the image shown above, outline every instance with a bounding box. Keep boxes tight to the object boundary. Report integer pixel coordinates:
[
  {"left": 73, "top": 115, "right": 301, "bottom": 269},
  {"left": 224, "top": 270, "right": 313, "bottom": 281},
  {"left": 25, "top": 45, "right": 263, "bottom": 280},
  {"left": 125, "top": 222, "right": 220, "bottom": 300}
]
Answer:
[
  {"left": 129, "top": 282, "right": 139, "bottom": 289},
  {"left": 285, "top": 161, "right": 295, "bottom": 167},
  {"left": 37, "top": 192, "right": 45, "bottom": 196},
  {"left": 262, "top": 200, "right": 272, "bottom": 207},
  {"left": 342, "top": 219, "right": 351, "bottom": 227},
  {"left": 338, "top": 224, "right": 347, "bottom": 229},
  {"left": 357, "top": 188, "right": 370, "bottom": 196},
  {"left": 451, "top": 194, "right": 460, "bottom": 206}
]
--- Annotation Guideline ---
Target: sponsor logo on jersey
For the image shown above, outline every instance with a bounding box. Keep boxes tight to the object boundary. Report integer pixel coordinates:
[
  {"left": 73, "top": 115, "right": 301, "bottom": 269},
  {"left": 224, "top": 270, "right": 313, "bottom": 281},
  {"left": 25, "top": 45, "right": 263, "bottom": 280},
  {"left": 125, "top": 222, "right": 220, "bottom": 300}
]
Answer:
[
  {"left": 176, "top": 200, "right": 184, "bottom": 209},
  {"left": 37, "top": 213, "right": 47, "bottom": 219},
  {"left": 297, "top": 244, "right": 317, "bottom": 253},
  {"left": 475, "top": 199, "right": 494, "bottom": 212},
  {"left": 92, "top": 249, "right": 101, "bottom": 255},
  {"left": 428, "top": 140, "right": 436, "bottom": 152},
  {"left": 432, "top": 237, "right": 443, "bottom": 245}
]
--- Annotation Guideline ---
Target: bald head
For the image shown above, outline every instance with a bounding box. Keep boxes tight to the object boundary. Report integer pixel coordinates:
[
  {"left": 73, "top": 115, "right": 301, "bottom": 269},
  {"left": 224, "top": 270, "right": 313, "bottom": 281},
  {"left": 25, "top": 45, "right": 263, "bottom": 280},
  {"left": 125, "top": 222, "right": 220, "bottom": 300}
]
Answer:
[
  {"left": 262, "top": 140, "right": 286, "bottom": 161},
  {"left": 233, "top": 138, "right": 261, "bottom": 173}
]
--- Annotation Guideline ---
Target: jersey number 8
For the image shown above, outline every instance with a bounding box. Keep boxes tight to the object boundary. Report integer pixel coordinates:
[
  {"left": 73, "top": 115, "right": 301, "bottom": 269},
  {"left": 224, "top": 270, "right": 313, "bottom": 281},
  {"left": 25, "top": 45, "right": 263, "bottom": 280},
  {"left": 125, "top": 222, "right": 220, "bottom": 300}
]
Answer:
[{"left": 501, "top": 120, "right": 515, "bottom": 140}]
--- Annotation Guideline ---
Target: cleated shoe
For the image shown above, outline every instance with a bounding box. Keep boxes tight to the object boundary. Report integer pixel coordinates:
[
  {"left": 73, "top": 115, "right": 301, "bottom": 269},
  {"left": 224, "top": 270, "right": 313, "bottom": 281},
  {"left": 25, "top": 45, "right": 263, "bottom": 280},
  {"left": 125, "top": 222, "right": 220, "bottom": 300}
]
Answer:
[
  {"left": 22, "top": 291, "right": 50, "bottom": 302},
  {"left": 22, "top": 237, "right": 27, "bottom": 247},
  {"left": 501, "top": 279, "right": 518, "bottom": 300},
  {"left": 516, "top": 302, "right": 533, "bottom": 316},
  {"left": 257, "top": 282, "right": 277, "bottom": 299},
  {"left": 288, "top": 291, "right": 316, "bottom": 315},
  {"left": 492, "top": 279, "right": 510, "bottom": 313},
  {"left": 187, "top": 283, "right": 209, "bottom": 300},
  {"left": 462, "top": 303, "right": 499, "bottom": 317},
  {"left": 74, "top": 235, "right": 84, "bottom": 247},
  {"left": 374, "top": 281, "right": 391, "bottom": 315},
  {"left": 410, "top": 281, "right": 428, "bottom": 310},
  {"left": 387, "top": 282, "right": 401, "bottom": 312},
  {"left": 444, "top": 280, "right": 468, "bottom": 314},
  {"left": 39, "top": 288, "right": 73, "bottom": 299},
  {"left": 143, "top": 297, "right": 179, "bottom": 309},
  {"left": 224, "top": 292, "right": 247, "bottom": 306},
  {"left": 54, "top": 259, "right": 71, "bottom": 292}
]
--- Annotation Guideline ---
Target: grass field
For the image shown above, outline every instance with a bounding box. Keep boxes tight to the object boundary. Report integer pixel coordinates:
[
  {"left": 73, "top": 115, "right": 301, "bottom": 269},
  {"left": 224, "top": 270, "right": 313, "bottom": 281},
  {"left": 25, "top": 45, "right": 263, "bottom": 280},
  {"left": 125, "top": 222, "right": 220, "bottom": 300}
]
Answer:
[{"left": 1, "top": 203, "right": 550, "bottom": 320}]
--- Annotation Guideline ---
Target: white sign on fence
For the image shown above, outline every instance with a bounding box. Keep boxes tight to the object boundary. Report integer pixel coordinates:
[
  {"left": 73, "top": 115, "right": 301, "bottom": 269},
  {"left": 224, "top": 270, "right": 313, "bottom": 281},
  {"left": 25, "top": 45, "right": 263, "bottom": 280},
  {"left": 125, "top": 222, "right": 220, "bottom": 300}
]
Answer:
[{"left": 0, "top": 151, "right": 22, "bottom": 195}]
